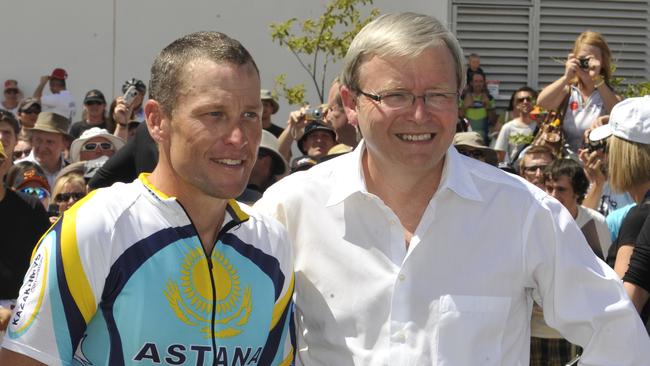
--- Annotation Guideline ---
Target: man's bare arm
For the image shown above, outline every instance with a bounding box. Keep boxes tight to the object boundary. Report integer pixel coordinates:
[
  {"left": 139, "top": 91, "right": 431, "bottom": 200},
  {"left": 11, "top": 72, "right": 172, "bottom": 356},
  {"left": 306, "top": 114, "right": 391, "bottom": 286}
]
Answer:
[{"left": 0, "top": 348, "right": 46, "bottom": 365}]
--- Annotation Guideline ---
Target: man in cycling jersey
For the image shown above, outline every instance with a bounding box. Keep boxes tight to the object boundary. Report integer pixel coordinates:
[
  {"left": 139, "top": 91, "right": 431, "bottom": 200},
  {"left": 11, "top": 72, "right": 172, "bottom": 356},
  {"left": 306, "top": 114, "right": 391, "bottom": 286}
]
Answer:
[{"left": 0, "top": 31, "right": 294, "bottom": 366}]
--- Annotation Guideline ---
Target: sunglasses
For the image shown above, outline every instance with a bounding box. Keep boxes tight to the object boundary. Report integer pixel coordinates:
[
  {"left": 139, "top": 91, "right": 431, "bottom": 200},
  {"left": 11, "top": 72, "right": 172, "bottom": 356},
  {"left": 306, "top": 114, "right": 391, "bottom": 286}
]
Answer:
[
  {"left": 85, "top": 101, "right": 104, "bottom": 106},
  {"left": 523, "top": 165, "right": 548, "bottom": 173},
  {"left": 13, "top": 148, "right": 31, "bottom": 160},
  {"left": 55, "top": 192, "right": 86, "bottom": 203},
  {"left": 21, "top": 107, "right": 41, "bottom": 114},
  {"left": 82, "top": 142, "right": 114, "bottom": 152},
  {"left": 457, "top": 148, "right": 485, "bottom": 160},
  {"left": 516, "top": 96, "right": 534, "bottom": 104},
  {"left": 4, "top": 89, "right": 19, "bottom": 94},
  {"left": 21, "top": 187, "right": 50, "bottom": 200}
]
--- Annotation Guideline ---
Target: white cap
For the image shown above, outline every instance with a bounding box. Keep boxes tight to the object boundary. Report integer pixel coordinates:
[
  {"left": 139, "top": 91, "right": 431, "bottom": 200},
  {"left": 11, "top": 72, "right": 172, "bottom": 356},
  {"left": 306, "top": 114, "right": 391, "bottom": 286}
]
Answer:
[
  {"left": 589, "top": 95, "right": 650, "bottom": 144},
  {"left": 70, "top": 127, "right": 125, "bottom": 162}
]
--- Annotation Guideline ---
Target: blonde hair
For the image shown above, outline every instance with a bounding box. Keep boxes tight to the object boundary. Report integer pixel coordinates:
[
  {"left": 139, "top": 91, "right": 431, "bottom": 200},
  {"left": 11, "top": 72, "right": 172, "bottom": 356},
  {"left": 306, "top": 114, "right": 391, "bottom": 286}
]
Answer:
[
  {"left": 572, "top": 31, "right": 613, "bottom": 82},
  {"left": 608, "top": 136, "right": 650, "bottom": 193},
  {"left": 52, "top": 173, "right": 86, "bottom": 200}
]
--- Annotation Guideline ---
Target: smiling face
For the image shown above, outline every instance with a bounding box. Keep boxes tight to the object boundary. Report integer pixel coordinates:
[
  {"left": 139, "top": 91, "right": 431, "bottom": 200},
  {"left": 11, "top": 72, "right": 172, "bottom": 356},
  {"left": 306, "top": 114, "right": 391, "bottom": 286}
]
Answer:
[
  {"left": 514, "top": 90, "right": 535, "bottom": 116},
  {"left": 344, "top": 46, "right": 458, "bottom": 178},
  {"left": 159, "top": 59, "right": 262, "bottom": 200}
]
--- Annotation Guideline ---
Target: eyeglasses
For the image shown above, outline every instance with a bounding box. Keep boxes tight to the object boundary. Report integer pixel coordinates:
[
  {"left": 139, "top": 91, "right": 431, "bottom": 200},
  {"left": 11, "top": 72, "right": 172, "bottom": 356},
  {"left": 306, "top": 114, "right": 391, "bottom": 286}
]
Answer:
[
  {"left": 457, "top": 148, "right": 485, "bottom": 160},
  {"left": 4, "top": 89, "right": 19, "bottom": 95},
  {"left": 21, "top": 107, "right": 41, "bottom": 114},
  {"left": 20, "top": 187, "right": 50, "bottom": 200},
  {"left": 523, "top": 165, "right": 548, "bottom": 173},
  {"left": 516, "top": 96, "right": 534, "bottom": 104},
  {"left": 54, "top": 191, "right": 85, "bottom": 203},
  {"left": 85, "top": 101, "right": 104, "bottom": 106},
  {"left": 358, "top": 89, "right": 458, "bottom": 110},
  {"left": 13, "top": 148, "right": 31, "bottom": 160},
  {"left": 82, "top": 142, "right": 114, "bottom": 151}
]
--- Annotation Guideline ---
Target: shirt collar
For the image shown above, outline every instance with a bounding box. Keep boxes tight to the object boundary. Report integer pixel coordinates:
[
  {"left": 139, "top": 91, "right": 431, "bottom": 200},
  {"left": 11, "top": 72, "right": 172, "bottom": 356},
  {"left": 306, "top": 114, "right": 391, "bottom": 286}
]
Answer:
[
  {"left": 137, "top": 173, "right": 249, "bottom": 225},
  {"left": 326, "top": 140, "right": 483, "bottom": 206}
]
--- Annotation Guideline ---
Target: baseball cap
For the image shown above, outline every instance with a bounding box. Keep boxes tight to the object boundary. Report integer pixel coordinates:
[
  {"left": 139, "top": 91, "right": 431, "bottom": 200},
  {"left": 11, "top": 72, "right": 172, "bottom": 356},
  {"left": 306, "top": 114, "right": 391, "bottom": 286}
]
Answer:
[
  {"left": 4, "top": 79, "right": 19, "bottom": 93},
  {"left": 260, "top": 89, "right": 279, "bottom": 114},
  {"left": 50, "top": 68, "right": 68, "bottom": 80},
  {"left": 122, "top": 78, "right": 147, "bottom": 93},
  {"left": 589, "top": 96, "right": 650, "bottom": 145},
  {"left": 83, "top": 89, "right": 106, "bottom": 104},
  {"left": 11, "top": 163, "right": 51, "bottom": 192},
  {"left": 297, "top": 121, "right": 336, "bottom": 154},
  {"left": 19, "top": 97, "right": 41, "bottom": 113}
]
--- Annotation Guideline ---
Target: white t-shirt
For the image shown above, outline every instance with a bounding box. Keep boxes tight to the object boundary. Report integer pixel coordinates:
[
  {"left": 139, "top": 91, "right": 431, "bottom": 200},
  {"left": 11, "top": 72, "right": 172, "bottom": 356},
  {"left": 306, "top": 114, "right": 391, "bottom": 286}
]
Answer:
[
  {"left": 40, "top": 90, "right": 76, "bottom": 122},
  {"left": 494, "top": 118, "right": 537, "bottom": 164}
]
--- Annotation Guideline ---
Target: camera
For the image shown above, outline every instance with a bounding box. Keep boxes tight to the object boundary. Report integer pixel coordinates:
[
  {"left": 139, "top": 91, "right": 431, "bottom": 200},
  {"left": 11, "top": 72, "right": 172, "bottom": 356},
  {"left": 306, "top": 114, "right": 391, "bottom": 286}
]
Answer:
[
  {"left": 578, "top": 57, "right": 590, "bottom": 70},
  {"left": 304, "top": 108, "right": 323, "bottom": 121},
  {"left": 123, "top": 85, "right": 139, "bottom": 105},
  {"left": 586, "top": 138, "right": 607, "bottom": 153}
]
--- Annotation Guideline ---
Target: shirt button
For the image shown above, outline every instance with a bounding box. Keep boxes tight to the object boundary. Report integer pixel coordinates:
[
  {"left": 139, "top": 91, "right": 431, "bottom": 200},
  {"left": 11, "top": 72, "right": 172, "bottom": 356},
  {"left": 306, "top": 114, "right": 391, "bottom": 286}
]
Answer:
[{"left": 398, "top": 274, "right": 406, "bottom": 281}]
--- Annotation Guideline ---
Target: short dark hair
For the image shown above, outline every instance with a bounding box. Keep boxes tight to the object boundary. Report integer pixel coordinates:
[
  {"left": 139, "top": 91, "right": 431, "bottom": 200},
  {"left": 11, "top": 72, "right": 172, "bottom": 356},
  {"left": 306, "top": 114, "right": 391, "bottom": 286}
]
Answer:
[
  {"left": 544, "top": 158, "right": 590, "bottom": 203},
  {"left": 149, "top": 31, "right": 259, "bottom": 117},
  {"left": 507, "top": 86, "right": 538, "bottom": 111}
]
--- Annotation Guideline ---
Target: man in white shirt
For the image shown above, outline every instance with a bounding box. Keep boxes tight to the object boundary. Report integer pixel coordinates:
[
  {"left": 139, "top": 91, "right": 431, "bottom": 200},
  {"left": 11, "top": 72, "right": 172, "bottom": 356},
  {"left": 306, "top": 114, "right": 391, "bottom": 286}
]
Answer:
[
  {"left": 255, "top": 12, "right": 650, "bottom": 365},
  {"left": 33, "top": 68, "right": 76, "bottom": 122}
]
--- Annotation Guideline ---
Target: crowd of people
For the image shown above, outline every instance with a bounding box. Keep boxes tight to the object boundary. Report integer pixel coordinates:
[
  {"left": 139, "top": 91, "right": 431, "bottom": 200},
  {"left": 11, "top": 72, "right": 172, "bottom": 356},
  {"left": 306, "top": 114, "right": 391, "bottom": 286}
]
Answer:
[{"left": 0, "top": 11, "right": 649, "bottom": 366}]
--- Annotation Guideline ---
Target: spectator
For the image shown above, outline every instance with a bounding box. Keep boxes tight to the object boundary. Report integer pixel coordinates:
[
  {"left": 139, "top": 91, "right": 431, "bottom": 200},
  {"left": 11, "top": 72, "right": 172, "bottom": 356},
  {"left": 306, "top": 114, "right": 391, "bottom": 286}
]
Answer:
[
  {"left": 247, "top": 130, "right": 287, "bottom": 196},
  {"left": 112, "top": 78, "right": 147, "bottom": 141},
  {"left": 12, "top": 130, "right": 31, "bottom": 162},
  {"left": 325, "top": 79, "right": 358, "bottom": 147},
  {"left": 33, "top": 68, "right": 76, "bottom": 122},
  {"left": 1, "top": 80, "right": 21, "bottom": 116},
  {"left": 518, "top": 145, "right": 556, "bottom": 189},
  {"left": 494, "top": 87, "right": 538, "bottom": 164},
  {"left": 460, "top": 70, "right": 496, "bottom": 144},
  {"left": 297, "top": 121, "right": 336, "bottom": 159},
  {"left": 0, "top": 142, "right": 50, "bottom": 338},
  {"left": 255, "top": 12, "right": 649, "bottom": 364},
  {"left": 49, "top": 171, "right": 86, "bottom": 221},
  {"left": 465, "top": 52, "right": 484, "bottom": 84},
  {"left": 69, "top": 127, "right": 124, "bottom": 163},
  {"left": 68, "top": 90, "right": 109, "bottom": 139},
  {"left": 260, "top": 89, "right": 284, "bottom": 137},
  {"left": 6, "top": 161, "right": 51, "bottom": 209},
  {"left": 537, "top": 31, "right": 621, "bottom": 152},
  {"left": 16, "top": 112, "right": 69, "bottom": 188},
  {"left": 453, "top": 131, "right": 498, "bottom": 166},
  {"left": 590, "top": 96, "right": 650, "bottom": 322},
  {"left": 16, "top": 98, "right": 40, "bottom": 130},
  {"left": 0, "top": 110, "right": 19, "bottom": 166}
]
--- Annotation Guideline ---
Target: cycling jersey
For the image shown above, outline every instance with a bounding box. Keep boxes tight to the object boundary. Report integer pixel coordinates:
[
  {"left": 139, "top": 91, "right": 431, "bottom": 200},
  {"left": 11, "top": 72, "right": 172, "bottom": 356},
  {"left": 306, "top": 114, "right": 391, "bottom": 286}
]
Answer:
[{"left": 3, "top": 174, "right": 294, "bottom": 366}]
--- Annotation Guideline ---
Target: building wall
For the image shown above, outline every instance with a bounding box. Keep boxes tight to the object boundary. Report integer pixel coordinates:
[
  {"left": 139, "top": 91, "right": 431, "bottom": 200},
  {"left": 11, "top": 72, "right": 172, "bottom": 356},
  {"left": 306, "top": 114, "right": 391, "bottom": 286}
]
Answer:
[{"left": 0, "top": 0, "right": 447, "bottom": 123}]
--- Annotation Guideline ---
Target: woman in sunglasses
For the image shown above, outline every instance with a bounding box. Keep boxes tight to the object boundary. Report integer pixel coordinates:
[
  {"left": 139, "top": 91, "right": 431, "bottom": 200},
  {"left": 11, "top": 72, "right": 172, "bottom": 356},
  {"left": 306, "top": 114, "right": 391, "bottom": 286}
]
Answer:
[
  {"left": 69, "top": 127, "right": 125, "bottom": 162},
  {"left": 5, "top": 161, "right": 51, "bottom": 209},
  {"left": 49, "top": 172, "right": 86, "bottom": 222}
]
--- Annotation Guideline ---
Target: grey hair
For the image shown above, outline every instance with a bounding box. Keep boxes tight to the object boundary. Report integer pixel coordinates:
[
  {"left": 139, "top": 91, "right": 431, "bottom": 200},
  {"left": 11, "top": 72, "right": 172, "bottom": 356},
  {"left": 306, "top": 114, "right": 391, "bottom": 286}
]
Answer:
[
  {"left": 149, "top": 31, "right": 259, "bottom": 117},
  {"left": 340, "top": 12, "right": 465, "bottom": 93}
]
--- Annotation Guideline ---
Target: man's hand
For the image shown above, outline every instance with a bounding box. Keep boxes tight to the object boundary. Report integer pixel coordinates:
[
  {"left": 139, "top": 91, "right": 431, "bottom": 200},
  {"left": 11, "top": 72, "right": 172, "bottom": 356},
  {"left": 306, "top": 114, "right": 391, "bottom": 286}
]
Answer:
[
  {"left": 38, "top": 76, "right": 50, "bottom": 85},
  {"left": 0, "top": 307, "right": 12, "bottom": 331}
]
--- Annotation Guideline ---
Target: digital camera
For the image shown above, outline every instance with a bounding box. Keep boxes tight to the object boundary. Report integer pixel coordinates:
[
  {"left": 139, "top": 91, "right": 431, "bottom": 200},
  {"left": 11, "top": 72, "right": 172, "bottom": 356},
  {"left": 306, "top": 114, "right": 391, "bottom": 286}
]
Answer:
[
  {"left": 578, "top": 57, "right": 590, "bottom": 70},
  {"left": 304, "top": 108, "right": 323, "bottom": 121}
]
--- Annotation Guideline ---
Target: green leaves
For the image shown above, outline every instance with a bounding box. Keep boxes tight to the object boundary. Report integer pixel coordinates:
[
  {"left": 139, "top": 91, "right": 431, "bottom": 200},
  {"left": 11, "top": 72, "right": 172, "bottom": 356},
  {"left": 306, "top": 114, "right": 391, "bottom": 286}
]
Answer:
[{"left": 269, "top": 0, "right": 378, "bottom": 105}]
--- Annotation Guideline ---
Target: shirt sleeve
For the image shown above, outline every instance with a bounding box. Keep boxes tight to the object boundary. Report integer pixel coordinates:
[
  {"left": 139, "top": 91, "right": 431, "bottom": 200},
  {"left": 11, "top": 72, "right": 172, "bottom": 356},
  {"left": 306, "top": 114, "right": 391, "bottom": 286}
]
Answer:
[
  {"left": 623, "top": 215, "right": 650, "bottom": 292},
  {"left": 2, "top": 194, "right": 106, "bottom": 365},
  {"left": 525, "top": 197, "right": 650, "bottom": 365},
  {"left": 493, "top": 124, "right": 509, "bottom": 152}
]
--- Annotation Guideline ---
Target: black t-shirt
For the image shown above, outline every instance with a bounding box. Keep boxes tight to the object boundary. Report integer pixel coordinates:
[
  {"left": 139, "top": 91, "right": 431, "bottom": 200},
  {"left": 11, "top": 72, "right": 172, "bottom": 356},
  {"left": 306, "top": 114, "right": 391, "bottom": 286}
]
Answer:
[
  {"left": 0, "top": 188, "right": 51, "bottom": 299},
  {"left": 69, "top": 120, "right": 108, "bottom": 139},
  {"left": 265, "top": 123, "right": 284, "bottom": 138},
  {"left": 606, "top": 201, "right": 650, "bottom": 267}
]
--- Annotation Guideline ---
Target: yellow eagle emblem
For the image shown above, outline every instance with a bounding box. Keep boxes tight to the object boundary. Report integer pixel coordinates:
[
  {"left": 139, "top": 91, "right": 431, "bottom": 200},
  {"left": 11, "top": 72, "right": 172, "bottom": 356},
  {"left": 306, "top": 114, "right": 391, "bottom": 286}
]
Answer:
[{"left": 164, "top": 247, "right": 252, "bottom": 338}]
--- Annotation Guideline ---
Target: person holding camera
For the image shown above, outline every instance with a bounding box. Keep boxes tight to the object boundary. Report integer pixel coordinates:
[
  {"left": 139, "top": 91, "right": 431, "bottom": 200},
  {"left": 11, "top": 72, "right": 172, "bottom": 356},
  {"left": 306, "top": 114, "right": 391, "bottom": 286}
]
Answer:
[{"left": 537, "top": 31, "right": 621, "bottom": 153}]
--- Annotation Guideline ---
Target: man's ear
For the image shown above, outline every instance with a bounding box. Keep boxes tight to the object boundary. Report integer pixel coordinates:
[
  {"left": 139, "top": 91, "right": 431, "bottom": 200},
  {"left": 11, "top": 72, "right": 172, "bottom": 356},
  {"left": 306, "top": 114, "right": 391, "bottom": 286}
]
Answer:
[
  {"left": 340, "top": 85, "right": 359, "bottom": 127},
  {"left": 144, "top": 100, "right": 170, "bottom": 143}
]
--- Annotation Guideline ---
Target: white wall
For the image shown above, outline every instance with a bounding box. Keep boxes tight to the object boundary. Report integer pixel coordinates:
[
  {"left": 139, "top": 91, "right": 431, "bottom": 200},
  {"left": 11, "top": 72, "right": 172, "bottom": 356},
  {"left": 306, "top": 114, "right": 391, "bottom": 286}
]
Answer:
[{"left": 0, "top": 0, "right": 447, "bottom": 124}]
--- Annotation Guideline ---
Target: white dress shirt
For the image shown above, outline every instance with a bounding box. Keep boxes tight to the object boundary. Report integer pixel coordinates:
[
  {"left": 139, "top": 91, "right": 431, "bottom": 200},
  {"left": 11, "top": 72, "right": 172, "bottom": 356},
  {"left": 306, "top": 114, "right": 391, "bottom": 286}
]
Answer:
[{"left": 255, "top": 140, "right": 650, "bottom": 366}]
